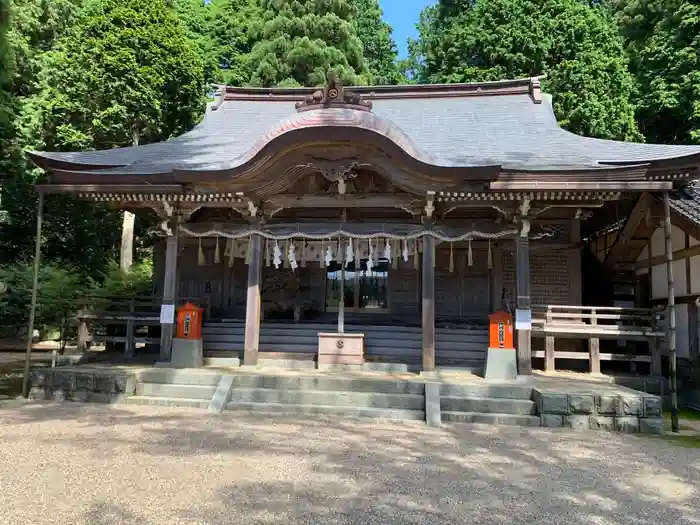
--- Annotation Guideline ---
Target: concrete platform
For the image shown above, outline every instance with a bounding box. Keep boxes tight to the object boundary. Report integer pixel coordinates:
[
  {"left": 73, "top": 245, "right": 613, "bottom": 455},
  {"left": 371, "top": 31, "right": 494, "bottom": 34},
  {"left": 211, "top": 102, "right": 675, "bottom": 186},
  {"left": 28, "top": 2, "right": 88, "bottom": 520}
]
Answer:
[{"left": 26, "top": 364, "right": 665, "bottom": 434}]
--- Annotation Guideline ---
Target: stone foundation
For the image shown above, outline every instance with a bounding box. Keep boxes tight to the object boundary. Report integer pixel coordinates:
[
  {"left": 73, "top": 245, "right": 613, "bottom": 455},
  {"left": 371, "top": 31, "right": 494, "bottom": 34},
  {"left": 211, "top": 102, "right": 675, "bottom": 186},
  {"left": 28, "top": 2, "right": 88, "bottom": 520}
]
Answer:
[
  {"left": 29, "top": 368, "right": 137, "bottom": 403},
  {"left": 533, "top": 389, "right": 664, "bottom": 434}
]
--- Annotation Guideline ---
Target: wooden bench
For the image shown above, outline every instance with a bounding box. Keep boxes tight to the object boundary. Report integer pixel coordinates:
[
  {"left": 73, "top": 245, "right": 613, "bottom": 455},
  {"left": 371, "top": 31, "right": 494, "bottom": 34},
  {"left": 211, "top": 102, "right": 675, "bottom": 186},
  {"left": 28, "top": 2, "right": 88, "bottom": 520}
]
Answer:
[{"left": 531, "top": 305, "right": 665, "bottom": 375}]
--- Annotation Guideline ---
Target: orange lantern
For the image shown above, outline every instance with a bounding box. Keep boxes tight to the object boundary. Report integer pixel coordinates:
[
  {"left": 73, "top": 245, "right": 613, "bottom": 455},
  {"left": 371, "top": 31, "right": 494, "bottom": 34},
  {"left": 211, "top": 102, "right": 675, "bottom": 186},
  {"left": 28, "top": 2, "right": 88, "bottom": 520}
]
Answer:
[
  {"left": 176, "top": 302, "right": 204, "bottom": 340},
  {"left": 488, "top": 310, "right": 514, "bottom": 350}
]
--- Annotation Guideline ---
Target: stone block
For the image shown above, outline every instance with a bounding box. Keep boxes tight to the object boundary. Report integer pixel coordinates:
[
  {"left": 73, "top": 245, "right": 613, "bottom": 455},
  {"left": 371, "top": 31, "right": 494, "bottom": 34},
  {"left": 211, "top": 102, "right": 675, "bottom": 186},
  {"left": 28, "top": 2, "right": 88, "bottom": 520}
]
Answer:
[
  {"left": 69, "top": 390, "right": 90, "bottom": 402},
  {"left": 74, "top": 373, "right": 93, "bottom": 392},
  {"left": 31, "top": 370, "right": 51, "bottom": 388},
  {"left": 29, "top": 387, "right": 48, "bottom": 400},
  {"left": 52, "top": 372, "right": 73, "bottom": 391},
  {"left": 114, "top": 374, "right": 135, "bottom": 396},
  {"left": 589, "top": 416, "right": 615, "bottom": 431},
  {"left": 94, "top": 375, "right": 113, "bottom": 393},
  {"left": 639, "top": 418, "right": 664, "bottom": 435},
  {"left": 643, "top": 396, "right": 662, "bottom": 418},
  {"left": 597, "top": 395, "right": 617, "bottom": 415},
  {"left": 568, "top": 394, "right": 595, "bottom": 414},
  {"left": 537, "top": 392, "right": 568, "bottom": 415},
  {"left": 614, "top": 416, "right": 640, "bottom": 434},
  {"left": 565, "top": 415, "right": 591, "bottom": 431},
  {"left": 616, "top": 396, "right": 643, "bottom": 417},
  {"left": 170, "top": 338, "right": 204, "bottom": 368},
  {"left": 425, "top": 382, "right": 441, "bottom": 427},
  {"left": 51, "top": 389, "right": 67, "bottom": 402},
  {"left": 540, "top": 414, "right": 564, "bottom": 428}
]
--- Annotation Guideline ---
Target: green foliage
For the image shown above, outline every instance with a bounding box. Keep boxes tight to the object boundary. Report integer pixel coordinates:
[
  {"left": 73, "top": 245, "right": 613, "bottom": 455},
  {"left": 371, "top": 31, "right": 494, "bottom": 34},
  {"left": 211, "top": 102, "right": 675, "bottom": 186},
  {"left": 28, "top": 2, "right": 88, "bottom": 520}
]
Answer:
[
  {"left": 91, "top": 259, "right": 154, "bottom": 300},
  {"left": 409, "top": 0, "right": 642, "bottom": 141},
  {"left": 613, "top": 0, "right": 700, "bottom": 144},
  {"left": 351, "top": 0, "right": 403, "bottom": 85},
  {"left": 248, "top": 0, "right": 370, "bottom": 87},
  {"left": 24, "top": 0, "right": 207, "bottom": 150},
  {"left": 0, "top": 261, "right": 84, "bottom": 337}
]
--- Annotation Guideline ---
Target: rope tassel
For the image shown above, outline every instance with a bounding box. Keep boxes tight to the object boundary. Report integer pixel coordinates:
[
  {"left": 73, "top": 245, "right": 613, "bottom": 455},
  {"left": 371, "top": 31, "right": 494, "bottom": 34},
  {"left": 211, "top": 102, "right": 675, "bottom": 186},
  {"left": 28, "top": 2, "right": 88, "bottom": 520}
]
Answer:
[
  {"left": 392, "top": 239, "right": 398, "bottom": 269},
  {"left": 197, "top": 237, "right": 205, "bottom": 266},
  {"left": 468, "top": 239, "right": 473, "bottom": 267},
  {"left": 413, "top": 239, "right": 419, "bottom": 270},
  {"left": 214, "top": 236, "right": 221, "bottom": 264},
  {"left": 449, "top": 242, "right": 454, "bottom": 273}
]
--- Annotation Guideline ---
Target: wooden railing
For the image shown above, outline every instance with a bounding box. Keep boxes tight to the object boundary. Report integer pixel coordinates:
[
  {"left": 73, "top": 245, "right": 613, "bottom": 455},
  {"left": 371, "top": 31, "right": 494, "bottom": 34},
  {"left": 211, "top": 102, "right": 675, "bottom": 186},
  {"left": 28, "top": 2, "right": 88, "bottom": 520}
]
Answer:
[
  {"left": 530, "top": 304, "right": 665, "bottom": 375},
  {"left": 74, "top": 295, "right": 211, "bottom": 357}
]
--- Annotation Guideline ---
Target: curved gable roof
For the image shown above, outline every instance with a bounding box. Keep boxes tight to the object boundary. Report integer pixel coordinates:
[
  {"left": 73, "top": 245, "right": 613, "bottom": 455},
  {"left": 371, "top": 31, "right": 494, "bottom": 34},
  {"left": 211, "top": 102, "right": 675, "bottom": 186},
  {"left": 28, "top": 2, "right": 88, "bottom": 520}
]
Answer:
[{"left": 28, "top": 77, "right": 700, "bottom": 177}]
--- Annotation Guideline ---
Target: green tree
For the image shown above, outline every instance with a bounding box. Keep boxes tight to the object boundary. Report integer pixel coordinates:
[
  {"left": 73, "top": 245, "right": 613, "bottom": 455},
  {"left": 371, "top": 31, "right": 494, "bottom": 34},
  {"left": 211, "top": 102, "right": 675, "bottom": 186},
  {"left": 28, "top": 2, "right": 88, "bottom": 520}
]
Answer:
[
  {"left": 206, "top": 0, "right": 262, "bottom": 86},
  {"left": 409, "top": 0, "right": 642, "bottom": 141},
  {"left": 248, "top": 0, "right": 369, "bottom": 87},
  {"left": 613, "top": 0, "right": 700, "bottom": 144},
  {"left": 1, "top": 0, "right": 14, "bottom": 187},
  {"left": 2, "top": 0, "right": 207, "bottom": 277},
  {"left": 352, "top": 0, "right": 403, "bottom": 85}
]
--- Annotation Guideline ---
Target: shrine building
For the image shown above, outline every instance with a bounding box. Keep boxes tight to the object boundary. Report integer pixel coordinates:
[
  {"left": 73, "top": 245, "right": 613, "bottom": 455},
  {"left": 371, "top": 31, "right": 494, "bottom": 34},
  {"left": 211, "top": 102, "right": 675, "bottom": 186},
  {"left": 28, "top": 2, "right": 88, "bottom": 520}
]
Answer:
[{"left": 29, "top": 75, "right": 700, "bottom": 376}]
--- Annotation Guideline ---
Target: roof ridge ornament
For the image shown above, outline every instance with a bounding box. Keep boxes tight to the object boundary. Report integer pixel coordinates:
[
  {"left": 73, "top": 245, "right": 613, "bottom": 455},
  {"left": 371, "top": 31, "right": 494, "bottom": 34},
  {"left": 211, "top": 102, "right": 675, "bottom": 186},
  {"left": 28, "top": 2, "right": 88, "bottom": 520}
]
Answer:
[
  {"left": 295, "top": 70, "right": 373, "bottom": 113},
  {"left": 529, "top": 75, "right": 545, "bottom": 104}
]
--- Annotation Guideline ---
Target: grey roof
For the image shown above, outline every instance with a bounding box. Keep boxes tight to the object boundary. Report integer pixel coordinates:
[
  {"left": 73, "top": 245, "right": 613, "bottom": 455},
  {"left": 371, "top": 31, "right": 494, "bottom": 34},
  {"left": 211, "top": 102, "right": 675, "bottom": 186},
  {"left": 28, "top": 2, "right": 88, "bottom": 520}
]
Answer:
[
  {"left": 30, "top": 83, "right": 700, "bottom": 175},
  {"left": 669, "top": 183, "right": 700, "bottom": 228}
]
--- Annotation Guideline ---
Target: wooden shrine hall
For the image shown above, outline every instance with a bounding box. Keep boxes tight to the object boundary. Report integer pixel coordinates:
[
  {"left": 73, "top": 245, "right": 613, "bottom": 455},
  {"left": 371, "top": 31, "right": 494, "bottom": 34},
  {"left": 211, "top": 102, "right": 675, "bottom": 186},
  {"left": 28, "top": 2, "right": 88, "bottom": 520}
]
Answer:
[{"left": 29, "top": 75, "right": 700, "bottom": 376}]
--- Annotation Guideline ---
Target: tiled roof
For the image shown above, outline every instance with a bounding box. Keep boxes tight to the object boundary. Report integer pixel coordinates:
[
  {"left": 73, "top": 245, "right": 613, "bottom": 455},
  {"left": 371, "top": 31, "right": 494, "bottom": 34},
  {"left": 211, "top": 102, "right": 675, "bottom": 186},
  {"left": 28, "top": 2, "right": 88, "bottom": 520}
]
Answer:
[
  {"left": 29, "top": 78, "right": 700, "bottom": 175},
  {"left": 669, "top": 183, "right": 700, "bottom": 228}
]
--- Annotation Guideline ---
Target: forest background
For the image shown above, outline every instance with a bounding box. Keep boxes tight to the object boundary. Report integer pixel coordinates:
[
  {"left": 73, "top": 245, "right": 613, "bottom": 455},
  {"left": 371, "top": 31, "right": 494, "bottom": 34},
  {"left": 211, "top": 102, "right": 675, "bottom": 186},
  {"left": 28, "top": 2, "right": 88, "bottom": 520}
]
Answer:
[{"left": 0, "top": 0, "right": 697, "bottom": 335}]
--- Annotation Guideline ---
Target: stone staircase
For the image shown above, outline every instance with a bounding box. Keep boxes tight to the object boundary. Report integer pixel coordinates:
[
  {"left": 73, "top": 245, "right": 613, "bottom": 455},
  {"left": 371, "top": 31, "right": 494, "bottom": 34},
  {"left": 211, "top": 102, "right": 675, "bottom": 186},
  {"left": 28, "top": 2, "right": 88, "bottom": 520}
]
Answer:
[
  {"left": 203, "top": 321, "right": 489, "bottom": 371},
  {"left": 124, "top": 368, "right": 538, "bottom": 426},
  {"left": 440, "top": 382, "right": 539, "bottom": 426}
]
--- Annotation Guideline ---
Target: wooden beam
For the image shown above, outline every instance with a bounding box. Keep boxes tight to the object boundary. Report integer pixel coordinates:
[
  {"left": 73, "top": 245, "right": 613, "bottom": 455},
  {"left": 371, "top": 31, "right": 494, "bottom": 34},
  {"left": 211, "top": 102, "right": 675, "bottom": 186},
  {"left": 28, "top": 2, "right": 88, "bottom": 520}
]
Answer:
[
  {"left": 421, "top": 235, "right": 436, "bottom": 372},
  {"left": 243, "top": 233, "right": 263, "bottom": 366},
  {"left": 626, "top": 243, "right": 700, "bottom": 271},
  {"left": 603, "top": 192, "right": 653, "bottom": 270},
  {"left": 159, "top": 215, "right": 180, "bottom": 361},
  {"left": 489, "top": 181, "right": 672, "bottom": 191},
  {"left": 263, "top": 193, "right": 422, "bottom": 209},
  {"left": 515, "top": 230, "right": 532, "bottom": 375},
  {"left": 663, "top": 192, "right": 680, "bottom": 432},
  {"left": 36, "top": 184, "right": 183, "bottom": 194}
]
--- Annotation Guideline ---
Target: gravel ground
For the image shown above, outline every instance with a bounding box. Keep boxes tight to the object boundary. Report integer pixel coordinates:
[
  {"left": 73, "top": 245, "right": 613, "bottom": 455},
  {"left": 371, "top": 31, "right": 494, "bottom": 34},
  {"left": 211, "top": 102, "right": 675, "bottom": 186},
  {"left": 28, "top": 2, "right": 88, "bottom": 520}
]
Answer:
[{"left": 0, "top": 403, "right": 699, "bottom": 525}]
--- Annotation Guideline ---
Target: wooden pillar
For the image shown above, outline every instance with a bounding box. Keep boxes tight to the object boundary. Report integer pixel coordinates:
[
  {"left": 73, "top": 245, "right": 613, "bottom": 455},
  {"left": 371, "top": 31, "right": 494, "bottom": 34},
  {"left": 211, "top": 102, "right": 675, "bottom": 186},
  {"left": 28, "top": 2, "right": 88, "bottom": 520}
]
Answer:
[
  {"left": 589, "top": 309, "right": 601, "bottom": 374},
  {"left": 159, "top": 215, "right": 180, "bottom": 362},
  {"left": 21, "top": 191, "right": 44, "bottom": 398},
  {"left": 544, "top": 307, "right": 555, "bottom": 372},
  {"left": 243, "top": 233, "right": 263, "bottom": 366},
  {"left": 422, "top": 235, "right": 436, "bottom": 372},
  {"left": 663, "top": 192, "right": 679, "bottom": 432},
  {"left": 515, "top": 231, "right": 532, "bottom": 375}
]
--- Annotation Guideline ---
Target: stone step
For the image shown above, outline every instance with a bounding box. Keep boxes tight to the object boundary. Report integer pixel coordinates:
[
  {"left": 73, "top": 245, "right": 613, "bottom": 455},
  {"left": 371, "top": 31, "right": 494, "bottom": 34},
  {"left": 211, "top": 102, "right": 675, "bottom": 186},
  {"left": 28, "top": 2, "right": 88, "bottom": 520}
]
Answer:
[
  {"left": 202, "top": 327, "right": 488, "bottom": 343},
  {"left": 440, "top": 383, "right": 533, "bottom": 400},
  {"left": 440, "top": 396, "right": 536, "bottom": 415},
  {"left": 441, "top": 411, "right": 540, "bottom": 426},
  {"left": 229, "top": 374, "right": 425, "bottom": 395},
  {"left": 137, "top": 368, "right": 222, "bottom": 386},
  {"left": 228, "top": 387, "right": 424, "bottom": 410},
  {"left": 202, "top": 341, "right": 487, "bottom": 360},
  {"left": 122, "top": 396, "right": 211, "bottom": 409},
  {"left": 136, "top": 383, "right": 217, "bottom": 400},
  {"left": 225, "top": 401, "right": 425, "bottom": 421},
  {"left": 203, "top": 356, "right": 241, "bottom": 367}
]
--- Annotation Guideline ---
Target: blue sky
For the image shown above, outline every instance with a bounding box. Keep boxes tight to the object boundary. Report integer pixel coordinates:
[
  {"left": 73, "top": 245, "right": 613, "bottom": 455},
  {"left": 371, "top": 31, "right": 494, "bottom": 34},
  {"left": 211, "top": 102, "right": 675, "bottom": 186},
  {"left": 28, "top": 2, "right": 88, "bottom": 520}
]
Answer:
[{"left": 379, "top": 0, "right": 435, "bottom": 58}]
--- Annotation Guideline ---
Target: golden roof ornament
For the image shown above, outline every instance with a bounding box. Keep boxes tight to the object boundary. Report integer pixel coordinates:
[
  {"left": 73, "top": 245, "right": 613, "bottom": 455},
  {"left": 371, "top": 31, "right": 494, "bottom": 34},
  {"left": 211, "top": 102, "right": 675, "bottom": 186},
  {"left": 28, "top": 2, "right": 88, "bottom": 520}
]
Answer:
[{"left": 295, "top": 70, "right": 373, "bottom": 113}]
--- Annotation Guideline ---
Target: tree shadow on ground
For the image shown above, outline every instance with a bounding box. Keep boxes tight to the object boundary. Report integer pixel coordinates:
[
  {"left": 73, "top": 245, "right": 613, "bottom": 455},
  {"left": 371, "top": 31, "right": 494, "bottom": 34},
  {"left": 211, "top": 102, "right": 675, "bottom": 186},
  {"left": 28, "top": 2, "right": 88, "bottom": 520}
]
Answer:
[{"left": 0, "top": 403, "right": 698, "bottom": 525}]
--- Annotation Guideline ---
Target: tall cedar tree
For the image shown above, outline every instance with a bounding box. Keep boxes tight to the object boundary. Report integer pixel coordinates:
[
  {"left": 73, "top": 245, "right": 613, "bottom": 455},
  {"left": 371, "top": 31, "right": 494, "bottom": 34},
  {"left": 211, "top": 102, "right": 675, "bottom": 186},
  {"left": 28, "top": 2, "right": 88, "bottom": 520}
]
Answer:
[
  {"left": 409, "top": 0, "right": 642, "bottom": 141},
  {"left": 248, "top": 0, "right": 369, "bottom": 87},
  {"left": 6, "top": 0, "right": 207, "bottom": 275},
  {"left": 351, "top": 0, "right": 402, "bottom": 85},
  {"left": 0, "top": 0, "right": 13, "bottom": 185},
  {"left": 613, "top": 0, "right": 700, "bottom": 144}
]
